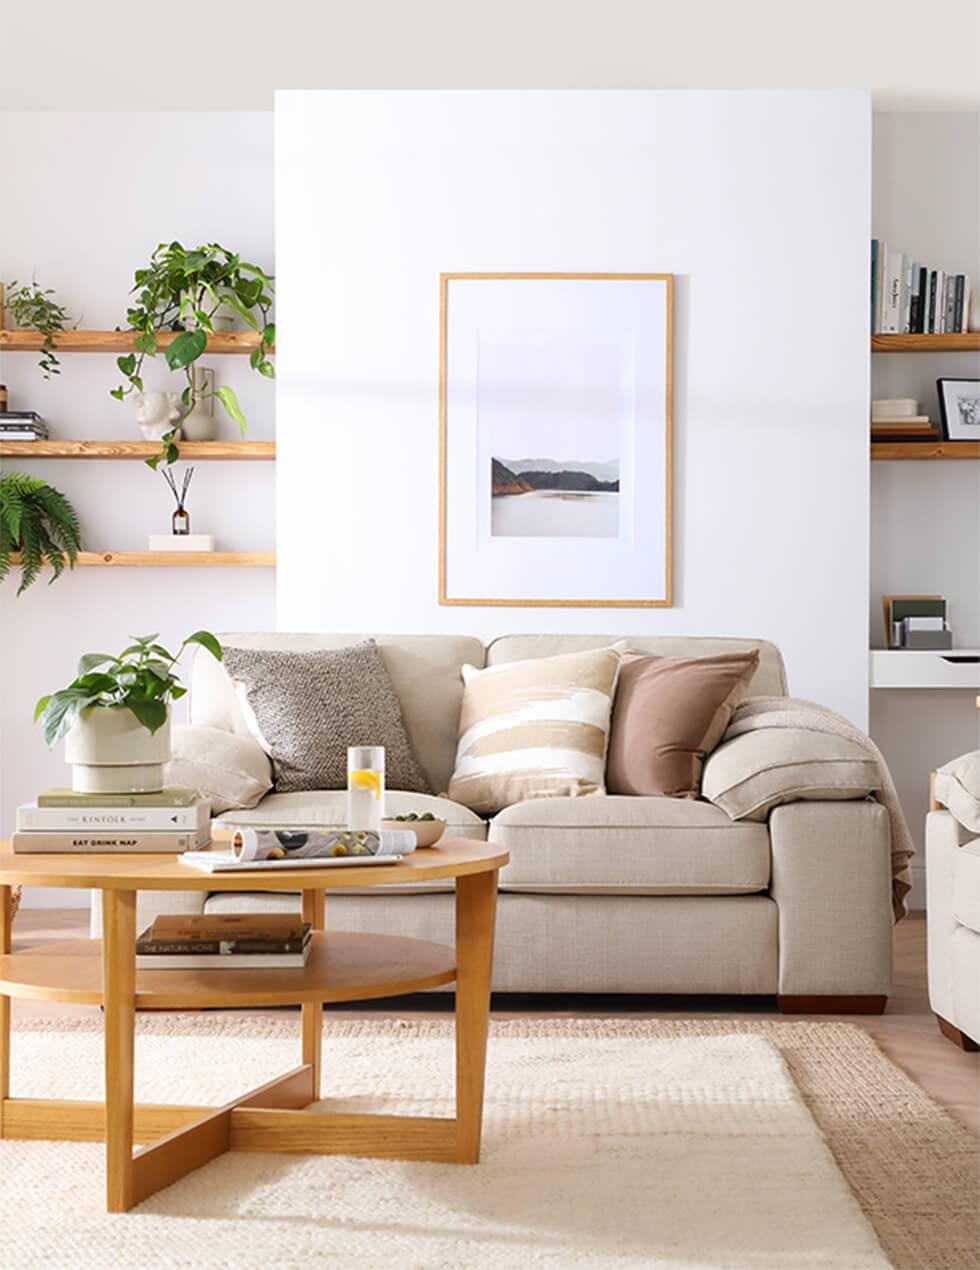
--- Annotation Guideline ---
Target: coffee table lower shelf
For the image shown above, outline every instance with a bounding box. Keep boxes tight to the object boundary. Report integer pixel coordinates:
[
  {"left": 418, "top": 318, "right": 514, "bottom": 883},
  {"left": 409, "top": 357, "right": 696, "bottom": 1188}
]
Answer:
[{"left": 0, "top": 931, "right": 457, "bottom": 1007}]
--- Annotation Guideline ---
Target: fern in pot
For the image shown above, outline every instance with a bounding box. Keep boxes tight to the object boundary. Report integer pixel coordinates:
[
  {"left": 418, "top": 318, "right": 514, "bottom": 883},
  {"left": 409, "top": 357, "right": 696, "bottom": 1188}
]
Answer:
[{"left": 35, "top": 631, "right": 222, "bottom": 794}]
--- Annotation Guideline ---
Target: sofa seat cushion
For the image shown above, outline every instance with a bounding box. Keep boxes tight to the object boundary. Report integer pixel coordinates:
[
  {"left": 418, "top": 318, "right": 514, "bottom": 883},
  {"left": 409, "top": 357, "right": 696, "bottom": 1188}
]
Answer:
[
  {"left": 214, "top": 790, "right": 484, "bottom": 893},
  {"left": 488, "top": 795, "right": 770, "bottom": 895},
  {"left": 952, "top": 838, "right": 980, "bottom": 935}
]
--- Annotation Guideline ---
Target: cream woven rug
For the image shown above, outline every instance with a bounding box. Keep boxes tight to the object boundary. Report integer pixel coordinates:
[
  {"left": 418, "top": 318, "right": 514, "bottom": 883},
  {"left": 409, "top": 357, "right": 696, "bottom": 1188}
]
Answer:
[{"left": 0, "top": 1017, "right": 975, "bottom": 1269}]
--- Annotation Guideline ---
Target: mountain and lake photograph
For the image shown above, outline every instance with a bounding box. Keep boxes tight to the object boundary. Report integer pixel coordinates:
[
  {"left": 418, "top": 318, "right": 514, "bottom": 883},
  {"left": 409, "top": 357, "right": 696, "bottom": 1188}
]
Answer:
[{"left": 491, "top": 456, "right": 621, "bottom": 537}]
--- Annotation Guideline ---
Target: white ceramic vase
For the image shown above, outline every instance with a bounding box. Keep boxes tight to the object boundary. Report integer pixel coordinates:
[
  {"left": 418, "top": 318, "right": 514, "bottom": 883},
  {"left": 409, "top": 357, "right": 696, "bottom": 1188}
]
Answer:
[{"left": 64, "top": 706, "right": 172, "bottom": 794}]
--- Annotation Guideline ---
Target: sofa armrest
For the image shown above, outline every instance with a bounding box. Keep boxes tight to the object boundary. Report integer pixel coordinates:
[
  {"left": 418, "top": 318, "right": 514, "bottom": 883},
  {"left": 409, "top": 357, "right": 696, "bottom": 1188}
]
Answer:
[
  {"left": 164, "top": 723, "right": 273, "bottom": 814},
  {"left": 702, "top": 729, "right": 880, "bottom": 822},
  {"left": 925, "top": 808, "right": 972, "bottom": 1023},
  {"left": 769, "top": 801, "right": 893, "bottom": 997}
]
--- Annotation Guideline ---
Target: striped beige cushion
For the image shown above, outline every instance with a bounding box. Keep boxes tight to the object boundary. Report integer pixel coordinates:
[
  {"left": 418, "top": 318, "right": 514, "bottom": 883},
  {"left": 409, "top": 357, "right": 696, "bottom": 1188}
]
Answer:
[{"left": 448, "top": 645, "right": 622, "bottom": 815}]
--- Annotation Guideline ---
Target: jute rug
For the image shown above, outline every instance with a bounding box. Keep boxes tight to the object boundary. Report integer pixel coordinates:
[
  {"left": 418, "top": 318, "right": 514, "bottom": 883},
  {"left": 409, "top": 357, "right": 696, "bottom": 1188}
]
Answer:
[{"left": 0, "top": 1016, "right": 975, "bottom": 1268}]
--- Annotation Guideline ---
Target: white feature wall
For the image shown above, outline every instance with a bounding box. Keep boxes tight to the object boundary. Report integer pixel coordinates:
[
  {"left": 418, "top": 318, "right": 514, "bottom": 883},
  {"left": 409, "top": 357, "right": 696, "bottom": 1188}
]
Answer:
[
  {"left": 0, "top": 113, "right": 276, "bottom": 906},
  {"left": 276, "top": 90, "right": 872, "bottom": 724}
]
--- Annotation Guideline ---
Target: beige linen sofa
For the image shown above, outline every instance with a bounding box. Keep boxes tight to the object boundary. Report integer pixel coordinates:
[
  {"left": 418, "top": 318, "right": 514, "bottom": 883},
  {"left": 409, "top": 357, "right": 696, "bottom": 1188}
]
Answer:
[{"left": 96, "top": 633, "right": 895, "bottom": 1011}]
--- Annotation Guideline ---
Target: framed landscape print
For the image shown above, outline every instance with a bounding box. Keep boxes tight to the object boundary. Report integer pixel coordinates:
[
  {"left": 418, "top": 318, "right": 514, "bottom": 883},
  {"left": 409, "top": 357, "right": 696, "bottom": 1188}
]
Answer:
[{"left": 438, "top": 273, "right": 672, "bottom": 607}]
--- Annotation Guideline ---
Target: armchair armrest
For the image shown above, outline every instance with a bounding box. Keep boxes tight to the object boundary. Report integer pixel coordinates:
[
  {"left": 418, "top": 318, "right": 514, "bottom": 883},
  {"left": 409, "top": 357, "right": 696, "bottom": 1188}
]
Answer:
[
  {"left": 164, "top": 723, "right": 273, "bottom": 814},
  {"left": 702, "top": 729, "right": 880, "bottom": 822}
]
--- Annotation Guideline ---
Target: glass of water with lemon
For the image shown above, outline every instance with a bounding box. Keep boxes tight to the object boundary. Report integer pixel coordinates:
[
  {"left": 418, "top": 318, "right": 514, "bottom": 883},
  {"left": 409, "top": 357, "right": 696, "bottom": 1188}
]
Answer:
[{"left": 347, "top": 746, "right": 385, "bottom": 831}]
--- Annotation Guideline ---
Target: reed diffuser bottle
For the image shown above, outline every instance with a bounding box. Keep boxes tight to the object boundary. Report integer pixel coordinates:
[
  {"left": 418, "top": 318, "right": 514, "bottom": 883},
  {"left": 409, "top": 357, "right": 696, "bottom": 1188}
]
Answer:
[{"left": 162, "top": 466, "right": 194, "bottom": 535}]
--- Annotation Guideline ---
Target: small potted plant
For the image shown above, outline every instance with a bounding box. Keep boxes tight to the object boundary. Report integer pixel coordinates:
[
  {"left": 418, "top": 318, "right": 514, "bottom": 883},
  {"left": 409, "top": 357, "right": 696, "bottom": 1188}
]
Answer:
[
  {"left": 35, "top": 631, "right": 222, "bottom": 793},
  {"left": 3, "top": 277, "right": 77, "bottom": 379},
  {"left": 111, "top": 241, "right": 275, "bottom": 468},
  {"left": 0, "top": 472, "right": 81, "bottom": 594}
]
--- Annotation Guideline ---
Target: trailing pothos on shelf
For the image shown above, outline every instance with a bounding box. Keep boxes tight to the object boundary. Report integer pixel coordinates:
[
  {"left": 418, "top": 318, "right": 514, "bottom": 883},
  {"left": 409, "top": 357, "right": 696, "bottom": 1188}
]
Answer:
[
  {"left": 34, "top": 630, "right": 223, "bottom": 744},
  {"left": 0, "top": 472, "right": 81, "bottom": 594},
  {"left": 111, "top": 242, "right": 275, "bottom": 468},
  {"left": 3, "top": 277, "right": 78, "bottom": 378}
]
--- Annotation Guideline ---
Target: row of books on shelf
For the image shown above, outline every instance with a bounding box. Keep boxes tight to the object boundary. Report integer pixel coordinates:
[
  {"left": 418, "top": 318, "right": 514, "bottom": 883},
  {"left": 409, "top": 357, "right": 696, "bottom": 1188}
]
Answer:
[
  {"left": 0, "top": 411, "right": 47, "bottom": 441},
  {"left": 871, "top": 241, "right": 971, "bottom": 335}
]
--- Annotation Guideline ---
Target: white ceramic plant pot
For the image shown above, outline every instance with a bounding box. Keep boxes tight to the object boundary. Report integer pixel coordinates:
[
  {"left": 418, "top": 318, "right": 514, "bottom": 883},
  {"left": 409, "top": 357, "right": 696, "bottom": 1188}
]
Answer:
[{"left": 64, "top": 706, "right": 172, "bottom": 794}]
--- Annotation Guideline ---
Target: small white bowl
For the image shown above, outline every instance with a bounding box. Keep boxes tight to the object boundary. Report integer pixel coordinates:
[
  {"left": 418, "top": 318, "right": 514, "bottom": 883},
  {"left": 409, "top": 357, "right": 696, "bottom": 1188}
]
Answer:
[{"left": 382, "top": 817, "right": 446, "bottom": 848}]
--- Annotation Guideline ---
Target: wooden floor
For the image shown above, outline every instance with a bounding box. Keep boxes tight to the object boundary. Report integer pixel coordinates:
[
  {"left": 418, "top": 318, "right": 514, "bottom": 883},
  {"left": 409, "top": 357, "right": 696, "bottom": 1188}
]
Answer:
[{"left": 9, "top": 908, "right": 978, "bottom": 1136}]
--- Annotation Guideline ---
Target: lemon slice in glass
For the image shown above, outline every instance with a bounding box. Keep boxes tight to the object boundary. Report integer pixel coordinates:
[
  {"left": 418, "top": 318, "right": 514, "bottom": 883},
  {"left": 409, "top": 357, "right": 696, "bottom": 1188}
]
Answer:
[{"left": 349, "top": 768, "right": 382, "bottom": 799}]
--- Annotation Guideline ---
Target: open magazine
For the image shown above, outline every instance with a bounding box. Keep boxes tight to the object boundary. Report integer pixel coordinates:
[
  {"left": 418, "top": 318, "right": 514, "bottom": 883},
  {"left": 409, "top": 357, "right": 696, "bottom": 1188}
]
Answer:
[{"left": 180, "top": 827, "right": 417, "bottom": 873}]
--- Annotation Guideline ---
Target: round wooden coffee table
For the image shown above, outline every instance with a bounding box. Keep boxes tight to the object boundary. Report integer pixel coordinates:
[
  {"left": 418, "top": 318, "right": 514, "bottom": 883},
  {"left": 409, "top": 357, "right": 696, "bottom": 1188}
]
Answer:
[{"left": 0, "top": 837, "right": 507, "bottom": 1212}]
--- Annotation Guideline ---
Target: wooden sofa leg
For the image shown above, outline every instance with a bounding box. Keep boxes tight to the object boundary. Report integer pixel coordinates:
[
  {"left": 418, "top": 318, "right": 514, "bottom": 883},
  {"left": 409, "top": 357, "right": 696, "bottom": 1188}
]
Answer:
[
  {"left": 936, "top": 1014, "right": 980, "bottom": 1052},
  {"left": 777, "top": 995, "right": 888, "bottom": 1015}
]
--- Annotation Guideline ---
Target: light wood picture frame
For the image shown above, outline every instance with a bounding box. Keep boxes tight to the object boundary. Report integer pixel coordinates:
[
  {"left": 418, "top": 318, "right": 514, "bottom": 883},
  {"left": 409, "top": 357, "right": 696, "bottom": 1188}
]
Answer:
[{"left": 438, "top": 272, "right": 673, "bottom": 608}]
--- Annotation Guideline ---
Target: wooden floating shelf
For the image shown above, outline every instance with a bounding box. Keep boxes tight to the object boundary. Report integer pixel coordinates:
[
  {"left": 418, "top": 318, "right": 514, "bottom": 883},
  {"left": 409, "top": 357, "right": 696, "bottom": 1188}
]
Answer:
[
  {"left": 0, "top": 329, "right": 265, "bottom": 354},
  {"left": 871, "top": 333, "right": 980, "bottom": 352},
  {"left": 9, "top": 551, "right": 275, "bottom": 568},
  {"left": 0, "top": 440, "right": 275, "bottom": 460},
  {"left": 871, "top": 441, "right": 980, "bottom": 460}
]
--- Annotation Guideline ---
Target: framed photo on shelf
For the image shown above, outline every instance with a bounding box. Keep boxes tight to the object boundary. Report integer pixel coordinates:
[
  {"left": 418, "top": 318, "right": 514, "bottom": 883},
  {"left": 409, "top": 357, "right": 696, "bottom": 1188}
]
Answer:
[
  {"left": 438, "top": 272, "right": 673, "bottom": 607},
  {"left": 936, "top": 377, "right": 980, "bottom": 441}
]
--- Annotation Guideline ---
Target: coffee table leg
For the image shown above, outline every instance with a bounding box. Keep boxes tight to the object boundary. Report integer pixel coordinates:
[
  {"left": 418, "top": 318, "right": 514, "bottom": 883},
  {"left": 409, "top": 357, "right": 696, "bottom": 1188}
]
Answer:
[
  {"left": 455, "top": 868, "right": 498, "bottom": 1164},
  {"left": 102, "top": 889, "right": 136, "bottom": 1212},
  {"left": 0, "top": 885, "right": 10, "bottom": 1138},
  {"left": 301, "top": 889, "right": 325, "bottom": 1099}
]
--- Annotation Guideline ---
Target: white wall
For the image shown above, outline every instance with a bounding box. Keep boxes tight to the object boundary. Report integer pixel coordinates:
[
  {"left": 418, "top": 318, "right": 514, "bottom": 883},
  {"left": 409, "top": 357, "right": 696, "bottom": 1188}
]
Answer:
[
  {"left": 4, "top": 1, "right": 979, "bottom": 111},
  {"left": 276, "top": 89, "right": 872, "bottom": 722},
  {"left": 0, "top": 113, "right": 276, "bottom": 905},
  {"left": 870, "top": 111, "right": 980, "bottom": 906}
]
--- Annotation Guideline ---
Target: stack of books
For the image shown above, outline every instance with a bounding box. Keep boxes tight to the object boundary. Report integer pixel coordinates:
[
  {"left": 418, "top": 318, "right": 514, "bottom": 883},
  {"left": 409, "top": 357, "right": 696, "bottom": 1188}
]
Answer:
[
  {"left": 0, "top": 411, "right": 48, "bottom": 441},
  {"left": 871, "top": 241, "right": 971, "bottom": 335},
  {"left": 136, "top": 913, "right": 312, "bottom": 968},
  {"left": 12, "top": 786, "right": 210, "bottom": 853},
  {"left": 870, "top": 398, "right": 939, "bottom": 442}
]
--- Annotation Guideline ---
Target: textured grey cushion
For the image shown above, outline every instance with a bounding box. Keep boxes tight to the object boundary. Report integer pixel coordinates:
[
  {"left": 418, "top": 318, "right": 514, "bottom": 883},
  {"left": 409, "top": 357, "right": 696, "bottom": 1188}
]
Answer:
[{"left": 221, "top": 640, "right": 431, "bottom": 794}]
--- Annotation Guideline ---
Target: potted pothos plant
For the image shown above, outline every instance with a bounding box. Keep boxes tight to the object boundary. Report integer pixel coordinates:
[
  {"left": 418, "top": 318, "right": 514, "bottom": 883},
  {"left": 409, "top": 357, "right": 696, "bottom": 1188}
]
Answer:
[
  {"left": 111, "top": 242, "right": 275, "bottom": 468},
  {"left": 0, "top": 472, "right": 81, "bottom": 594},
  {"left": 35, "top": 630, "right": 222, "bottom": 794}
]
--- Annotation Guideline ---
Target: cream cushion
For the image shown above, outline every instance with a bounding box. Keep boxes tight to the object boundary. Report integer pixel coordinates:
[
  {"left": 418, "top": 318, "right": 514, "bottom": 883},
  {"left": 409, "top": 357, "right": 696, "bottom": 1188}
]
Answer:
[
  {"left": 934, "top": 750, "right": 980, "bottom": 834},
  {"left": 448, "top": 645, "right": 622, "bottom": 815},
  {"left": 488, "top": 795, "right": 770, "bottom": 895},
  {"left": 164, "top": 724, "right": 272, "bottom": 814},
  {"left": 702, "top": 730, "right": 880, "bottom": 822}
]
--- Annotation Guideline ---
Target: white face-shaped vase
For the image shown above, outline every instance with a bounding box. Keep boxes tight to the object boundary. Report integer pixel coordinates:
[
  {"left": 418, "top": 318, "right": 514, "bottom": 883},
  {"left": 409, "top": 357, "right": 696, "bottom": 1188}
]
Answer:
[{"left": 133, "top": 391, "right": 182, "bottom": 441}]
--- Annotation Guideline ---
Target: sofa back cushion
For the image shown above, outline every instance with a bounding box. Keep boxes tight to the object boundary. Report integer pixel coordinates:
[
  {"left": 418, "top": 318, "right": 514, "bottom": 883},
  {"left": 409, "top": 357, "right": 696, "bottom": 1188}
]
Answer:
[
  {"left": 190, "top": 634, "right": 485, "bottom": 795},
  {"left": 486, "top": 635, "right": 787, "bottom": 698}
]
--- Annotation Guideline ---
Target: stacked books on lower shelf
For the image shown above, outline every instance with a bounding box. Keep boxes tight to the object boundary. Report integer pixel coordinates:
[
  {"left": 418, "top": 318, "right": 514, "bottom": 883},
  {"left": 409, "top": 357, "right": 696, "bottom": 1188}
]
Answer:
[
  {"left": 0, "top": 411, "right": 48, "bottom": 441},
  {"left": 12, "top": 786, "right": 210, "bottom": 853},
  {"left": 136, "top": 914, "right": 312, "bottom": 969},
  {"left": 870, "top": 398, "right": 939, "bottom": 443}
]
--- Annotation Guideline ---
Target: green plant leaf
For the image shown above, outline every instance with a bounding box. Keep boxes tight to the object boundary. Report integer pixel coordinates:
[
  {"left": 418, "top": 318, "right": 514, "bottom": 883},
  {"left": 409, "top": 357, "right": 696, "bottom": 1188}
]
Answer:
[
  {"left": 33, "top": 694, "right": 52, "bottom": 723},
  {"left": 214, "top": 385, "right": 247, "bottom": 435},
  {"left": 170, "top": 685, "right": 187, "bottom": 700},
  {"left": 258, "top": 360, "right": 275, "bottom": 379},
  {"left": 183, "top": 630, "right": 223, "bottom": 662},
  {"left": 218, "top": 291, "right": 260, "bottom": 331},
  {"left": 164, "top": 329, "right": 207, "bottom": 370},
  {"left": 133, "top": 331, "right": 157, "bottom": 356},
  {"left": 262, "top": 323, "right": 276, "bottom": 346},
  {"left": 116, "top": 353, "right": 137, "bottom": 376},
  {"left": 77, "top": 653, "right": 115, "bottom": 675},
  {"left": 110, "top": 387, "right": 126, "bottom": 401},
  {"left": 126, "top": 697, "right": 168, "bottom": 734}
]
